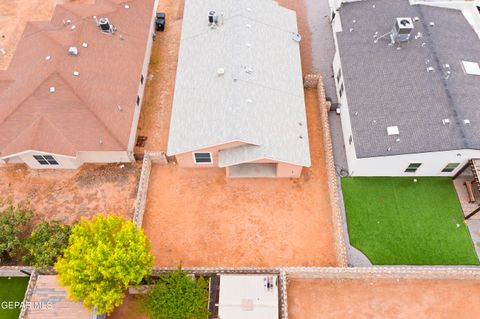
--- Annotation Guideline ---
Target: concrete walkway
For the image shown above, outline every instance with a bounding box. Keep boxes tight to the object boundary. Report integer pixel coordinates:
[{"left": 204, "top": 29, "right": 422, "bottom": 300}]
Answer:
[{"left": 305, "top": 0, "right": 337, "bottom": 103}]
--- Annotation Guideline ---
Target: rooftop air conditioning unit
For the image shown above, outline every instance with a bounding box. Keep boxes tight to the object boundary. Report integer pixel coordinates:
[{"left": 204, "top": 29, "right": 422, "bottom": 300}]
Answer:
[
  {"left": 392, "top": 17, "right": 414, "bottom": 43},
  {"left": 98, "top": 18, "right": 115, "bottom": 33}
]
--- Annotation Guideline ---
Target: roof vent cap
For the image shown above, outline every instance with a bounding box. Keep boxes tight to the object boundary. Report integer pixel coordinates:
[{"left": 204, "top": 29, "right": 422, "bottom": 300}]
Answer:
[
  {"left": 45, "top": 55, "right": 51, "bottom": 61},
  {"left": 68, "top": 46, "right": 78, "bottom": 56},
  {"left": 73, "top": 71, "right": 80, "bottom": 76},
  {"left": 292, "top": 32, "right": 302, "bottom": 42},
  {"left": 49, "top": 87, "right": 56, "bottom": 93},
  {"left": 464, "top": 119, "right": 471, "bottom": 125},
  {"left": 442, "top": 118, "right": 450, "bottom": 125},
  {"left": 217, "top": 68, "right": 225, "bottom": 76},
  {"left": 82, "top": 42, "right": 88, "bottom": 48}
]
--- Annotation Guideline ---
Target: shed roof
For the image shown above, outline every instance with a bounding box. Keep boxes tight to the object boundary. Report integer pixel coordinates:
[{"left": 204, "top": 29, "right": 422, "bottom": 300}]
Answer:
[
  {"left": 0, "top": 0, "right": 155, "bottom": 158},
  {"left": 337, "top": 0, "right": 480, "bottom": 158},
  {"left": 218, "top": 275, "right": 279, "bottom": 319},
  {"left": 167, "top": 0, "right": 311, "bottom": 167}
]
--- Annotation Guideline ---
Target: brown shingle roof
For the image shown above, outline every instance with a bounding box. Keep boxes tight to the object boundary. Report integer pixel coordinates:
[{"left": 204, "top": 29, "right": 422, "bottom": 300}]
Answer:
[{"left": 0, "top": 0, "right": 155, "bottom": 158}]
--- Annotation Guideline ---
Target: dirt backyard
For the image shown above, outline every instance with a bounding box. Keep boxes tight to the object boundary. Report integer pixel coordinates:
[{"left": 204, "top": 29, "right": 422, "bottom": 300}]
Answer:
[
  {"left": 288, "top": 278, "right": 480, "bottom": 319},
  {"left": 0, "top": 0, "right": 93, "bottom": 70},
  {"left": 130, "top": 0, "right": 337, "bottom": 267},
  {"left": 142, "top": 87, "right": 337, "bottom": 268},
  {"left": 0, "top": 163, "right": 140, "bottom": 224}
]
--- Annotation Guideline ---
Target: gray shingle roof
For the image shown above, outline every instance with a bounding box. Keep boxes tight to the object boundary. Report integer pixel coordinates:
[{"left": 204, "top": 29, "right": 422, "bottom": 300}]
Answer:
[
  {"left": 337, "top": 0, "right": 480, "bottom": 158},
  {"left": 167, "top": 0, "right": 311, "bottom": 167}
]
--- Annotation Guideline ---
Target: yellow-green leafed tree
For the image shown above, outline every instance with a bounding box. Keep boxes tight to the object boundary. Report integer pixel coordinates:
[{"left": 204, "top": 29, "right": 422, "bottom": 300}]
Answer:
[{"left": 55, "top": 214, "right": 154, "bottom": 315}]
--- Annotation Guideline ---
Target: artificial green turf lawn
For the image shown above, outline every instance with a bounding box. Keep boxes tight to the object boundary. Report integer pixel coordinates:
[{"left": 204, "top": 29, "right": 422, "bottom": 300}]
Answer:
[
  {"left": 0, "top": 277, "right": 29, "bottom": 319},
  {"left": 342, "top": 177, "right": 479, "bottom": 265}
]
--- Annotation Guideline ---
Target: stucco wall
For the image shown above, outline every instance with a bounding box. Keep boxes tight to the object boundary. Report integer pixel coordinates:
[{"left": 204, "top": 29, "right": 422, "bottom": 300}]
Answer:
[
  {"left": 175, "top": 141, "right": 247, "bottom": 167},
  {"left": 3, "top": 150, "right": 132, "bottom": 169},
  {"left": 277, "top": 162, "right": 303, "bottom": 178},
  {"left": 353, "top": 149, "right": 480, "bottom": 176}
]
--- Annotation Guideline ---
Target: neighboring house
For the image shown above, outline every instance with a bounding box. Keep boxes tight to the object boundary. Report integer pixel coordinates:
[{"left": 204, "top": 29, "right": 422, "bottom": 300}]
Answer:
[
  {"left": 167, "top": 0, "right": 311, "bottom": 178},
  {"left": 330, "top": 0, "right": 480, "bottom": 176},
  {"left": 0, "top": 0, "right": 158, "bottom": 169}
]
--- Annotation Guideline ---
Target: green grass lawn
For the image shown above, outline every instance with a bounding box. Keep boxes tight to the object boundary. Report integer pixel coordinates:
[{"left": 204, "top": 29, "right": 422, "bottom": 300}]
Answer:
[
  {"left": 342, "top": 177, "right": 479, "bottom": 265},
  {"left": 0, "top": 277, "right": 29, "bottom": 319}
]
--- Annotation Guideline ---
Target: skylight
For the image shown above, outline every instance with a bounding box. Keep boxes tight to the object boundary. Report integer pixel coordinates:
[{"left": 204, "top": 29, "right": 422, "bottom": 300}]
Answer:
[{"left": 462, "top": 61, "right": 480, "bottom": 76}]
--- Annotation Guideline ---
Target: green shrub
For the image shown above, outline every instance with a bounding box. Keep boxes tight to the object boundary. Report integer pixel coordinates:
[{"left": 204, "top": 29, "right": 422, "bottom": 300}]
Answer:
[
  {"left": 22, "top": 221, "right": 71, "bottom": 270},
  {"left": 141, "top": 268, "right": 210, "bottom": 319},
  {"left": 0, "top": 204, "right": 33, "bottom": 263}
]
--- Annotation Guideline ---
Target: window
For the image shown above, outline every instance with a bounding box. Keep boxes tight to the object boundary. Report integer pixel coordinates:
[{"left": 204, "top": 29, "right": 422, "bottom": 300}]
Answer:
[
  {"left": 405, "top": 163, "right": 421, "bottom": 173},
  {"left": 442, "top": 163, "right": 460, "bottom": 173},
  {"left": 336, "top": 68, "right": 342, "bottom": 83},
  {"left": 136, "top": 96, "right": 140, "bottom": 106},
  {"left": 33, "top": 155, "right": 59, "bottom": 166},
  {"left": 140, "top": 74, "right": 144, "bottom": 84},
  {"left": 349, "top": 135, "right": 353, "bottom": 145},
  {"left": 193, "top": 152, "right": 212, "bottom": 164},
  {"left": 339, "top": 83, "right": 344, "bottom": 98}
]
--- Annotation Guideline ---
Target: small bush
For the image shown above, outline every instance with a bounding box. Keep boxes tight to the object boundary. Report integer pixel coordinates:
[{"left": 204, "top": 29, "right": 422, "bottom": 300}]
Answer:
[
  {"left": 22, "top": 221, "right": 72, "bottom": 271},
  {"left": 0, "top": 204, "right": 33, "bottom": 263},
  {"left": 141, "top": 268, "right": 210, "bottom": 319}
]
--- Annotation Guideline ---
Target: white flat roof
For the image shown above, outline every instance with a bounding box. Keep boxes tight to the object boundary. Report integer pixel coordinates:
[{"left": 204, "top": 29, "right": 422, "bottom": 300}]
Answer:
[{"left": 218, "top": 274, "right": 279, "bottom": 319}]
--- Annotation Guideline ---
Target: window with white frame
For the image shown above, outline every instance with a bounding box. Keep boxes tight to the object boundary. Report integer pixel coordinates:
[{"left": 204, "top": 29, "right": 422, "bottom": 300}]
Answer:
[
  {"left": 193, "top": 152, "right": 212, "bottom": 164},
  {"left": 33, "top": 155, "right": 59, "bottom": 166},
  {"left": 441, "top": 163, "right": 460, "bottom": 173},
  {"left": 405, "top": 163, "right": 421, "bottom": 173}
]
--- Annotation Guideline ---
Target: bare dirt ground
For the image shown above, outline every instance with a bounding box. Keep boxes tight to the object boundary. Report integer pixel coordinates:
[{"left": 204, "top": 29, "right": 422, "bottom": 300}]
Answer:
[
  {"left": 0, "top": 0, "right": 93, "bottom": 70},
  {"left": 109, "top": 294, "right": 146, "bottom": 319},
  {"left": 288, "top": 278, "right": 480, "bottom": 319},
  {"left": 0, "top": 163, "right": 140, "bottom": 224},
  {"left": 134, "top": 0, "right": 184, "bottom": 153},
  {"left": 142, "top": 88, "right": 336, "bottom": 268}
]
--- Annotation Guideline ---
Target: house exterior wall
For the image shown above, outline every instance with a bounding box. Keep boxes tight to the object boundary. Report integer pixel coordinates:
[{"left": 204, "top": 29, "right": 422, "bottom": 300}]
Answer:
[
  {"left": 351, "top": 149, "right": 480, "bottom": 176},
  {"left": 2, "top": 150, "right": 133, "bottom": 169},
  {"left": 16, "top": 152, "right": 81, "bottom": 169},
  {"left": 247, "top": 159, "right": 304, "bottom": 178},
  {"left": 127, "top": 0, "right": 160, "bottom": 154},
  {"left": 175, "top": 142, "right": 247, "bottom": 167},
  {"left": 276, "top": 162, "right": 303, "bottom": 178},
  {"left": 175, "top": 144, "right": 304, "bottom": 178}
]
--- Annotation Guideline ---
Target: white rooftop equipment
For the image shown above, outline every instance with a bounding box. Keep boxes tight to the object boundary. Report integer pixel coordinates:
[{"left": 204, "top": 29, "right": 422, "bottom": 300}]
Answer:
[
  {"left": 97, "top": 17, "right": 116, "bottom": 34},
  {"left": 391, "top": 17, "right": 414, "bottom": 43},
  {"left": 218, "top": 275, "right": 279, "bottom": 319},
  {"left": 462, "top": 61, "right": 480, "bottom": 76},
  {"left": 68, "top": 46, "right": 78, "bottom": 56},
  {"left": 387, "top": 126, "right": 399, "bottom": 135}
]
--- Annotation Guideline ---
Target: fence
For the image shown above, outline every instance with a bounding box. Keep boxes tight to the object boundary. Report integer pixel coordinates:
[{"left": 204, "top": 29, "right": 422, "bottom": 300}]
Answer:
[
  {"left": 304, "top": 74, "right": 348, "bottom": 267},
  {"left": 133, "top": 151, "right": 168, "bottom": 227}
]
